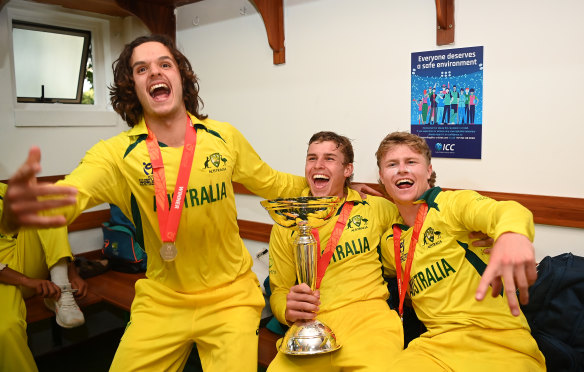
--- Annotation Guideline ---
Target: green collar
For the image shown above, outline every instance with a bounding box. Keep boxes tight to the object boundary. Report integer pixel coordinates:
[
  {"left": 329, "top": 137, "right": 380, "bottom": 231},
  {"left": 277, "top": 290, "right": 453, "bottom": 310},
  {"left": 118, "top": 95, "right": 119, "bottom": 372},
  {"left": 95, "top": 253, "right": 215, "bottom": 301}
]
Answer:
[{"left": 415, "top": 186, "right": 441, "bottom": 212}]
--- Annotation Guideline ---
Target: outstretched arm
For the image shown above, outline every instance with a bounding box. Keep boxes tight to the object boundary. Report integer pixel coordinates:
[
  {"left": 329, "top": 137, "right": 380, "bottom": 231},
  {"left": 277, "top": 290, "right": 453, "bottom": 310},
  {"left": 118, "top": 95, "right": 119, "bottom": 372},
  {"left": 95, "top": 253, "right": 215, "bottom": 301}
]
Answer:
[
  {"left": 1, "top": 147, "right": 77, "bottom": 233},
  {"left": 475, "top": 232, "right": 537, "bottom": 316}
]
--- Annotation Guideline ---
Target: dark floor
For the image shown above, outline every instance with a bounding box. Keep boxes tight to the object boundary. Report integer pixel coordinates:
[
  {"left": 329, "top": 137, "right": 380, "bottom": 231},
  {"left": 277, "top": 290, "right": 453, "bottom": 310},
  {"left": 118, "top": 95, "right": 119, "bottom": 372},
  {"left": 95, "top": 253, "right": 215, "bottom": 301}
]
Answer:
[
  {"left": 35, "top": 328, "right": 124, "bottom": 372},
  {"left": 35, "top": 327, "right": 206, "bottom": 372},
  {"left": 31, "top": 302, "right": 205, "bottom": 372},
  {"left": 34, "top": 324, "right": 266, "bottom": 372}
]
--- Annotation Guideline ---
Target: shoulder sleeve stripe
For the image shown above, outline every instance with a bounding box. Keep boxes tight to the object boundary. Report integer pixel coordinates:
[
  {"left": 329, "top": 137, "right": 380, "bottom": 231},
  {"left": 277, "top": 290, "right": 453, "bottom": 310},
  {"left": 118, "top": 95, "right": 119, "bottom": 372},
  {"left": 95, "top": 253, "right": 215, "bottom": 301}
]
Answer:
[
  {"left": 124, "top": 134, "right": 147, "bottom": 158},
  {"left": 194, "top": 124, "right": 226, "bottom": 143},
  {"left": 130, "top": 194, "right": 145, "bottom": 249},
  {"left": 459, "top": 240, "right": 504, "bottom": 297}
]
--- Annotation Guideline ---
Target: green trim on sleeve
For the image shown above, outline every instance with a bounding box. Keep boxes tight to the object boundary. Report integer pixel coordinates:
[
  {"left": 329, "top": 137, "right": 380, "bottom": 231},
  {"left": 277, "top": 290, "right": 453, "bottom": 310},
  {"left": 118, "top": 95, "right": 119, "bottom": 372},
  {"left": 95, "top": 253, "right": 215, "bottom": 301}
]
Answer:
[
  {"left": 459, "top": 240, "right": 503, "bottom": 297},
  {"left": 123, "top": 134, "right": 147, "bottom": 159}
]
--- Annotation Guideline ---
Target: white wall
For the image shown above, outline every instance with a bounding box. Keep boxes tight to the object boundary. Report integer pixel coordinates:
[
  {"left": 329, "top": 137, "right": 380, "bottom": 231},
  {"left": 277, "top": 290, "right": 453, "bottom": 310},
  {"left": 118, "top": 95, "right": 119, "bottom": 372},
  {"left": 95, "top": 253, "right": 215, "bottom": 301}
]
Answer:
[{"left": 175, "top": 0, "right": 584, "bottom": 260}]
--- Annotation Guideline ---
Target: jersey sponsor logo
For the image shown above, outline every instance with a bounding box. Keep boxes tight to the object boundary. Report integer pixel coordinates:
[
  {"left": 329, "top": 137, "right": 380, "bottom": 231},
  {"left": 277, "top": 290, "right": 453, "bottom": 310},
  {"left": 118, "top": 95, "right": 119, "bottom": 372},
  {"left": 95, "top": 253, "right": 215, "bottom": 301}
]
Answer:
[
  {"left": 408, "top": 258, "right": 456, "bottom": 297},
  {"left": 347, "top": 215, "right": 369, "bottom": 231},
  {"left": 423, "top": 227, "right": 442, "bottom": 248},
  {"left": 203, "top": 152, "right": 228, "bottom": 173},
  {"left": 139, "top": 162, "right": 155, "bottom": 186},
  {"left": 331, "top": 237, "right": 370, "bottom": 263},
  {"left": 153, "top": 181, "right": 228, "bottom": 211}
]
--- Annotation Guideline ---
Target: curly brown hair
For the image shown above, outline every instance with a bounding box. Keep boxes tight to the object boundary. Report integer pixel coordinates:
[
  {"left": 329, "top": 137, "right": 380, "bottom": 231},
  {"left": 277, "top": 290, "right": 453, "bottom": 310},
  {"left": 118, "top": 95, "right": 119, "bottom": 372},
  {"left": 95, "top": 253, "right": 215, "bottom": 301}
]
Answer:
[
  {"left": 375, "top": 131, "right": 437, "bottom": 192},
  {"left": 308, "top": 131, "right": 354, "bottom": 188},
  {"left": 109, "top": 34, "right": 207, "bottom": 127}
]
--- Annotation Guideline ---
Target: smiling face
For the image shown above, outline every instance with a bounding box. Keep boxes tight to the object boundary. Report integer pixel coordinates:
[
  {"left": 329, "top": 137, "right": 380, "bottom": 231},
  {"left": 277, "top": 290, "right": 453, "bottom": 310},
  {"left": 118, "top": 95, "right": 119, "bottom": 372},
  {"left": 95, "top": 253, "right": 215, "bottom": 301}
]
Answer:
[
  {"left": 305, "top": 140, "right": 353, "bottom": 198},
  {"left": 130, "top": 41, "right": 185, "bottom": 121},
  {"left": 378, "top": 144, "right": 432, "bottom": 205}
]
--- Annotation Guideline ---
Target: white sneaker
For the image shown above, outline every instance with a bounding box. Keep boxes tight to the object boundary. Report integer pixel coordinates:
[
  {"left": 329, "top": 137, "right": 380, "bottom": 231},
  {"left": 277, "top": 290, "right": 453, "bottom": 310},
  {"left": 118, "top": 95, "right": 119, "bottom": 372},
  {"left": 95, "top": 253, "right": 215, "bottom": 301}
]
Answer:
[{"left": 44, "top": 284, "right": 85, "bottom": 328}]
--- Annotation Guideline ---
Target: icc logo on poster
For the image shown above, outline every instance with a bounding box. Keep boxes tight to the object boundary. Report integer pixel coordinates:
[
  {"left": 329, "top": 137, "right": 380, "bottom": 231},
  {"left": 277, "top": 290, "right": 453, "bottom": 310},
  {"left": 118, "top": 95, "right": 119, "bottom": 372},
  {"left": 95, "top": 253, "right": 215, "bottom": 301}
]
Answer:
[
  {"left": 435, "top": 143, "right": 455, "bottom": 151},
  {"left": 434, "top": 142, "right": 456, "bottom": 151}
]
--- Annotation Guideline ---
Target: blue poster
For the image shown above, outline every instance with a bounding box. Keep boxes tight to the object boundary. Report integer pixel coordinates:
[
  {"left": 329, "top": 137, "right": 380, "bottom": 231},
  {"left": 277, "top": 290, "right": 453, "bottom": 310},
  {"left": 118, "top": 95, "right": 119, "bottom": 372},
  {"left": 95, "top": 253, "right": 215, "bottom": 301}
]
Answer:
[{"left": 411, "top": 46, "right": 483, "bottom": 159}]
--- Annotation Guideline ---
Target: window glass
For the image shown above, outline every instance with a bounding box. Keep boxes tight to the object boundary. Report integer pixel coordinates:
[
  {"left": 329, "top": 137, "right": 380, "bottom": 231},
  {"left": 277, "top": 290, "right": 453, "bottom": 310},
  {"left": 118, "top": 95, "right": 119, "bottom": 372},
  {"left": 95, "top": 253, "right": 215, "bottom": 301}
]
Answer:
[{"left": 12, "top": 21, "right": 91, "bottom": 104}]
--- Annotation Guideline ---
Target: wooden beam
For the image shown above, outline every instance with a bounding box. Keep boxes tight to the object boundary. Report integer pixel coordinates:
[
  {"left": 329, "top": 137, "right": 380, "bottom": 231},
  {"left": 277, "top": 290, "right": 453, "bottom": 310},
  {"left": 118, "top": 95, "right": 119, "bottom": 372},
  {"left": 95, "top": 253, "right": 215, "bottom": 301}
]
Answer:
[
  {"left": 435, "top": 0, "right": 454, "bottom": 45},
  {"left": 1, "top": 0, "right": 10, "bottom": 12},
  {"left": 251, "top": 0, "right": 285, "bottom": 65},
  {"left": 115, "top": 0, "right": 177, "bottom": 41},
  {"left": 30, "top": 0, "right": 132, "bottom": 17}
]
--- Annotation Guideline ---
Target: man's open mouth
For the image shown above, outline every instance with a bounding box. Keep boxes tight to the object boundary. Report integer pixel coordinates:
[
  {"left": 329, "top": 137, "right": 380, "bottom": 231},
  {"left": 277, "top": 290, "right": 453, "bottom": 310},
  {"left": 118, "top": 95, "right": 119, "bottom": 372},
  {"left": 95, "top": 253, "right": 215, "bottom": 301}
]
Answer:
[
  {"left": 149, "top": 83, "right": 170, "bottom": 100},
  {"left": 313, "top": 174, "right": 330, "bottom": 188},
  {"left": 396, "top": 178, "right": 414, "bottom": 189}
]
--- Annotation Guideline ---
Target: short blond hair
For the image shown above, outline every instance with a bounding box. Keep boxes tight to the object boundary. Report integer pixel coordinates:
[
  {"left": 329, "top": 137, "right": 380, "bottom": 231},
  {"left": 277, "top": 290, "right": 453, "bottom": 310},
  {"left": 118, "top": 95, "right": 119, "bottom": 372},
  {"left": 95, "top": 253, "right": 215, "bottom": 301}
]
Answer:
[{"left": 375, "top": 131, "right": 436, "bottom": 188}]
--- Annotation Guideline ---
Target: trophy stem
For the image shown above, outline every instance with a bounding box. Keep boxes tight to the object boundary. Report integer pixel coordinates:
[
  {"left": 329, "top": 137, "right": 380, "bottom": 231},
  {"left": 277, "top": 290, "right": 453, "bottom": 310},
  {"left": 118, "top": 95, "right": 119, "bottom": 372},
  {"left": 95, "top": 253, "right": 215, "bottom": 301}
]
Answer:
[
  {"left": 260, "top": 197, "right": 343, "bottom": 355},
  {"left": 295, "top": 222, "right": 317, "bottom": 292}
]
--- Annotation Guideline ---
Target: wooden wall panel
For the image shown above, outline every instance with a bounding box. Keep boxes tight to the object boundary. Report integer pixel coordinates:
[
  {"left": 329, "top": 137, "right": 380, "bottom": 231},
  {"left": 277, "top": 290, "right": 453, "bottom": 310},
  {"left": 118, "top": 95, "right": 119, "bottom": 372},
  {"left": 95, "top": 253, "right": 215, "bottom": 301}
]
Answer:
[
  {"left": 3, "top": 177, "right": 581, "bottom": 232},
  {"left": 233, "top": 182, "right": 584, "bottom": 229}
]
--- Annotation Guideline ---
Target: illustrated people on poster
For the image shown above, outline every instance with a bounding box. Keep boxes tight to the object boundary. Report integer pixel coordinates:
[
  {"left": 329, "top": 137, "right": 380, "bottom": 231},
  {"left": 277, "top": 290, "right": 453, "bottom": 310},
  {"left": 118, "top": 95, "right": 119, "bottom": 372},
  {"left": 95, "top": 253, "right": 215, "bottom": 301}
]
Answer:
[
  {"left": 464, "top": 87, "right": 471, "bottom": 124},
  {"left": 426, "top": 87, "right": 433, "bottom": 124},
  {"left": 413, "top": 97, "right": 424, "bottom": 124},
  {"left": 469, "top": 88, "right": 479, "bottom": 124},
  {"left": 450, "top": 84, "right": 459, "bottom": 124},
  {"left": 442, "top": 85, "right": 451, "bottom": 124},
  {"left": 458, "top": 87, "right": 467, "bottom": 124},
  {"left": 428, "top": 86, "right": 438, "bottom": 125},
  {"left": 421, "top": 90, "right": 429, "bottom": 124},
  {"left": 436, "top": 85, "right": 445, "bottom": 125}
]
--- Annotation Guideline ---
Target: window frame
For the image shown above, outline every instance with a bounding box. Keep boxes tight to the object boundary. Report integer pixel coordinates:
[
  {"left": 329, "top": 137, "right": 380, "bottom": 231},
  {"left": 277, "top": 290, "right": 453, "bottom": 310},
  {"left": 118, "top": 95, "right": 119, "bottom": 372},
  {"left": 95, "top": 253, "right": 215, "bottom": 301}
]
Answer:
[
  {"left": 5, "top": 1, "right": 119, "bottom": 127},
  {"left": 12, "top": 20, "right": 92, "bottom": 104}
]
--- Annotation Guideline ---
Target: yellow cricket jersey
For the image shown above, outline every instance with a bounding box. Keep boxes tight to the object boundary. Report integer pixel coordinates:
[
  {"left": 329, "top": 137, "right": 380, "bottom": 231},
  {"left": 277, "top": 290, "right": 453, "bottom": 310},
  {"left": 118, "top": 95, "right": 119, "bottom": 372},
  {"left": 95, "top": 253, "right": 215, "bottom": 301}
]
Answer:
[
  {"left": 0, "top": 183, "right": 17, "bottom": 263},
  {"left": 381, "top": 187, "right": 534, "bottom": 337},
  {"left": 269, "top": 187, "right": 400, "bottom": 325},
  {"left": 55, "top": 114, "right": 306, "bottom": 293}
]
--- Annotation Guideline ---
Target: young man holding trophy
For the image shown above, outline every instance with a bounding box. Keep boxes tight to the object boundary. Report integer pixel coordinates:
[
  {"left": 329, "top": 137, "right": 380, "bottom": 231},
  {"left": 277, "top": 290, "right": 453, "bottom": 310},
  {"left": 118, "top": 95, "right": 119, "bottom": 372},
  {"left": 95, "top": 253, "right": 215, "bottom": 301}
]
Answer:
[{"left": 267, "top": 131, "right": 404, "bottom": 371}]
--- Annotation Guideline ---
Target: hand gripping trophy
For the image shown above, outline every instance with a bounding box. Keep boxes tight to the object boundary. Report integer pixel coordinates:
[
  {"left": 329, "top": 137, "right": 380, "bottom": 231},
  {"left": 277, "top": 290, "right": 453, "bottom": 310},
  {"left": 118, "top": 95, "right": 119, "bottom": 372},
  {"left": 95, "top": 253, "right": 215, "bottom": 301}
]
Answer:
[{"left": 261, "top": 196, "right": 342, "bottom": 355}]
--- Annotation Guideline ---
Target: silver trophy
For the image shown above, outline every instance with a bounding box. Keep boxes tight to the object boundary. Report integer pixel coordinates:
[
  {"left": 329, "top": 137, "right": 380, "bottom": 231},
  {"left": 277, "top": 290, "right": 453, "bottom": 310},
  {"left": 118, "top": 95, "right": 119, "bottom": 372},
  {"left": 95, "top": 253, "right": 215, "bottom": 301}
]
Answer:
[{"left": 261, "top": 196, "right": 342, "bottom": 355}]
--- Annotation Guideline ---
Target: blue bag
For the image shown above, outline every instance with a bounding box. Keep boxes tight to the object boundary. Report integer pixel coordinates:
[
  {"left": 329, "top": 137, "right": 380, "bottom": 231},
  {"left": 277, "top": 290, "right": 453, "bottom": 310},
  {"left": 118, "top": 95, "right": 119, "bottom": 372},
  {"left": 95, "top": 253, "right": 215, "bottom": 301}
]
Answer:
[{"left": 102, "top": 204, "right": 147, "bottom": 273}]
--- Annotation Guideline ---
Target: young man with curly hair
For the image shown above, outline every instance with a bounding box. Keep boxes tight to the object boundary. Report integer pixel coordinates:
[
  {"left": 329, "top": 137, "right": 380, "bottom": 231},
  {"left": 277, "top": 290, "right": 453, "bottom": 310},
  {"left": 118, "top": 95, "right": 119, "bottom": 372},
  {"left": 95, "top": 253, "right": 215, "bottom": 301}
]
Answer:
[{"left": 1, "top": 35, "right": 306, "bottom": 371}]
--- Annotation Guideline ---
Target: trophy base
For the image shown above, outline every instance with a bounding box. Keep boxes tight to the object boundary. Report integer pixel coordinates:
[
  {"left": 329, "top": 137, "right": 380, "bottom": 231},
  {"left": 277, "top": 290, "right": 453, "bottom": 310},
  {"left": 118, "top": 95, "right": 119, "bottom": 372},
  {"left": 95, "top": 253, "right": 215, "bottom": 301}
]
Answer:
[{"left": 278, "top": 319, "right": 342, "bottom": 355}]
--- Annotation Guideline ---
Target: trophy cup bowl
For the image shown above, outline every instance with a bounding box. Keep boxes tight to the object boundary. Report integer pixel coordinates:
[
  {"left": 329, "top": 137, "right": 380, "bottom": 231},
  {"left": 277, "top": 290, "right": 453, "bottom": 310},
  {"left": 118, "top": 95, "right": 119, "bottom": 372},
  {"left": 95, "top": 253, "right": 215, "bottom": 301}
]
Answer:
[{"left": 261, "top": 196, "right": 342, "bottom": 355}]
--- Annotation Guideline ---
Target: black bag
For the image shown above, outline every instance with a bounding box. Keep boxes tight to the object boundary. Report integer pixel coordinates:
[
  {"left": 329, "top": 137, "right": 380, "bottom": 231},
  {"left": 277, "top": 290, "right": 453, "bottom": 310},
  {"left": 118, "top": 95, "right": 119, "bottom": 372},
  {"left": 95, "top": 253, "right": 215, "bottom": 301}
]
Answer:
[
  {"left": 521, "top": 253, "right": 584, "bottom": 372},
  {"left": 102, "top": 204, "right": 147, "bottom": 273}
]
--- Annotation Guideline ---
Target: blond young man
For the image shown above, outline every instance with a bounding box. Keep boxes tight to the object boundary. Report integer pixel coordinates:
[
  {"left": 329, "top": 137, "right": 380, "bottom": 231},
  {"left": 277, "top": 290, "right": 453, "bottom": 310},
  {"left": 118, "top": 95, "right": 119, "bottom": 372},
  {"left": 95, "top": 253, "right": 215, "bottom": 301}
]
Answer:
[{"left": 376, "top": 132, "right": 545, "bottom": 371}]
